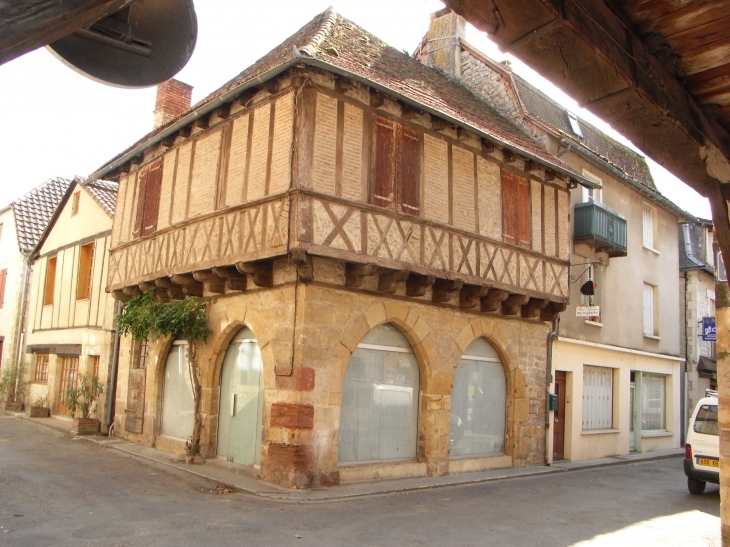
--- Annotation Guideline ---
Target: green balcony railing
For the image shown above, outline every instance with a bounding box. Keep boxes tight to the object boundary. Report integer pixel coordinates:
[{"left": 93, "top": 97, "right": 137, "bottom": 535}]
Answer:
[{"left": 573, "top": 201, "right": 627, "bottom": 257}]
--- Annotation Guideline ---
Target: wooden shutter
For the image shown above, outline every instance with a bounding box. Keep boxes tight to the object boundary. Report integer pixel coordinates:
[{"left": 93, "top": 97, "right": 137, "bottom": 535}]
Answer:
[
  {"left": 0, "top": 269, "right": 6, "bottom": 309},
  {"left": 373, "top": 117, "right": 396, "bottom": 209},
  {"left": 643, "top": 283, "right": 655, "bottom": 335},
  {"left": 582, "top": 365, "right": 613, "bottom": 430},
  {"left": 133, "top": 168, "right": 149, "bottom": 237},
  {"left": 516, "top": 173, "right": 531, "bottom": 248},
  {"left": 141, "top": 159, "right": 163, "bottom": 236},
  {"left": 43, "top": 257, "right": 57, "bottom": 306},
  {"left": 398, "top": 127, "right": 420, "bottom": 216},
  {"left": 501, "top": 171, "right": 518, "bottom": 245}
]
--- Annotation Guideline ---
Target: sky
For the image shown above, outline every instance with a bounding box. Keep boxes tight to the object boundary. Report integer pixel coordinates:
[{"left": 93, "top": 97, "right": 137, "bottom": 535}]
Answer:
[{"left": 0, "top": 0, "right": 711, "bottom": 218}]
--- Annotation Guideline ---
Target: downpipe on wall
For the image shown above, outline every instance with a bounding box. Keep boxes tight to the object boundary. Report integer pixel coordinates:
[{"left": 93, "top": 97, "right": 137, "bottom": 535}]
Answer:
[
  {"left": 104, "top": 299, "right": 123, "bottom": 435},
  {"left": 545, "top": 316, "right": 559, "bottom": 466}
]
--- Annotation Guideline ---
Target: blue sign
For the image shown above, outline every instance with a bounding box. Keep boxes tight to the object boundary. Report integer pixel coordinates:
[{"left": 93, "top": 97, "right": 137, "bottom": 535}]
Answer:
[{"left": 702, "top": 316, "right": 716, "bottom": 341}]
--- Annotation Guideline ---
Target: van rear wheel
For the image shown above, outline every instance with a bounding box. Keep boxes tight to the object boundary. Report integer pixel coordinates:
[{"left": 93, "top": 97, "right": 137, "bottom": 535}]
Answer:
[{"left": 688, "top": 477, "right": 706, "bottom": 495}]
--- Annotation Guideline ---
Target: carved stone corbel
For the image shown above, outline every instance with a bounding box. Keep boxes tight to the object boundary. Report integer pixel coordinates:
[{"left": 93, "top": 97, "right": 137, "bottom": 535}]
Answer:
[
  {"left": 212, "top": 266, "right": 247, "bottom": 291},
  {"left": 541, "top": 301, "right": 567, "bottom": 322},
  {"left": 406, "top": 273, "right": 435, "bottom": 297},
  {"left": 236, "top": 260, "right": 273, "bottom": 287},
  {"left": 122, "top": 285, "right": 142, "bottom": 298},
  {"left": 502, "top": 293, "right": 530, "bottom": 316},
  {"left": 480, "top": 288, "right": 509, "bottom": 312},
  {"left": 112, "top": 289, "right": 132, "bottom": 302},
  {"left": 290, "top": 249, "right": 313, "bottom": 283},
  {"left": 138, "top": 280, "right": 168, "bottom": 301},
  {"left": 192, "top": 270, "right": 226, "bottom": 294},
  {"left": 155, "top": 277, "right": 185, "bottom": 299},
  {"left": 521, "top": 298, "right": 548, "bottom": 319},
  {"left": 171, "top": 274, "right": 204, "bottom": 297},
  {"left": 345, "top": 263, "right": 378, "bottom": 288},
  {"left": 377, "top": 269, "right": 409, "bottom": 294},
  {"left": 460, "top": 285, "right": 489, "bottom": 308},
  {"left": 432, "top": 279, "right": 464, "bottom": 303}
]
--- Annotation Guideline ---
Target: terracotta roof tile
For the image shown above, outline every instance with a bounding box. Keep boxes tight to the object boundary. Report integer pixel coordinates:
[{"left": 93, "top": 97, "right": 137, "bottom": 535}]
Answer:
[
  {"left": 12, "top": 178, "right": 71, "bottom": 253},
  {"left": 95, "top": 9, "right": 583, "bottom": 181}
]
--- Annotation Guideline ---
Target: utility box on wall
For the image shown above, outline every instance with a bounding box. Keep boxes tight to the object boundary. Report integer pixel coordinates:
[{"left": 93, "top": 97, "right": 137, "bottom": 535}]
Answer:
[{"left": 548, "top": 393, "right": 559, "bottom": 412}]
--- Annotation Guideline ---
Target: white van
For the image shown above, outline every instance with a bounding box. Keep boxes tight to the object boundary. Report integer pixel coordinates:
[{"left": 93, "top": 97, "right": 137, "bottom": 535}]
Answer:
[{"left": 684, "top": 390, "right": 719, "bottom": 495}]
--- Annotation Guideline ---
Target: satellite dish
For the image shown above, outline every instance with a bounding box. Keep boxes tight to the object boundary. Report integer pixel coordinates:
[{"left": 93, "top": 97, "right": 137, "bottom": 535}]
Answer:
[{"left": 46, "top": 0, "right": 197, "bottom": 89}]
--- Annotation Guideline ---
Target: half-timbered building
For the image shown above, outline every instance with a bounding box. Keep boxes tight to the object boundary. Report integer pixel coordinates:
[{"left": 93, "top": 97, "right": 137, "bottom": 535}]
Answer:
[{"left": 93, "top": 9, "right": 600, "bottom": 488}]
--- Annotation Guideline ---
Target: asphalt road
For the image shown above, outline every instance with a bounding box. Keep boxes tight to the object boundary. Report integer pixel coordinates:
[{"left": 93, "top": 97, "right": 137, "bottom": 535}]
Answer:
[{"left": 0, "top": 415, "right": 720, "bottom": 547}]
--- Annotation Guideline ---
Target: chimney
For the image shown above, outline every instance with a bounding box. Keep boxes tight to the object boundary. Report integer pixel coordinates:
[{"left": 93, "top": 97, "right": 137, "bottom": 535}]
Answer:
[
  {"left": 423, "top": 8, "right": 466, "bottom": 79},
  {"left": 153, "top": 79, "right": 193, "bottom": 129}
]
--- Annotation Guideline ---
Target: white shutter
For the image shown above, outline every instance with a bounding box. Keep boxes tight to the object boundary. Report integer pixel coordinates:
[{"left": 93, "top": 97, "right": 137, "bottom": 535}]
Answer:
[
  {"left": 582, "top": 365, "right": 613, "bottom": 430},
  {"left": 643, "top": 283, "right": 655, "bottom": 335},
  {"left": 643, "top": 205, "right": 654, "bottom": 248}
]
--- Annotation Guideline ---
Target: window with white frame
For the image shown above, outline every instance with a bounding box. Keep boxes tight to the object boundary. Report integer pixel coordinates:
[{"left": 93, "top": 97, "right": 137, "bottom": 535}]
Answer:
[
  {"left": 581, "top": 170, "right": 603, "bottom": 203},
  {"left": 582, "top": 365, "right": 613, "bottom": 430},
  {"left": 706, "top": 228, "right": 715, "bottom": 267},
  {"left": 643, "top": 283, "right": 657, "bottom": 336},
  {"left": 641, "top": 373, "right": 666, "bottom": 430},
  {"left": 642, "top": 204, "right": 656, "bottom": 249}
]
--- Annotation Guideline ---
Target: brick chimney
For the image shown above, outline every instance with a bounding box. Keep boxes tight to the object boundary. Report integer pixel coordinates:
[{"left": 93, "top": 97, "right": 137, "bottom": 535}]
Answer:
[
  {"left": 153, "top": 79, "right": 193, "bottom": 129},
  {"left": 423, "top": 8, "right": 466, "bottom": 79}
]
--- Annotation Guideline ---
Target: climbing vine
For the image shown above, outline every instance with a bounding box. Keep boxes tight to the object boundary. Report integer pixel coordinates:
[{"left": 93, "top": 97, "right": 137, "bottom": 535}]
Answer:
[{"left": 117, "top": 289, "right": 211, "bottom": 459}]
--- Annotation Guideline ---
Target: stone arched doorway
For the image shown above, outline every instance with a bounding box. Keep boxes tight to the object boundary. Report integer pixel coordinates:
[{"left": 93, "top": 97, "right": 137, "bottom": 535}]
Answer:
[{"left": 217, "top": 327, "right": 264, "bottom": 465}]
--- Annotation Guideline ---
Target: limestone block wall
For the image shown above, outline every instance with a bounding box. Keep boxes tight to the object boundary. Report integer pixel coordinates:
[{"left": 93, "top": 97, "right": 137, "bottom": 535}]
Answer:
[{"left": 113, "top": 256, "right": 550, "bottom": 489}]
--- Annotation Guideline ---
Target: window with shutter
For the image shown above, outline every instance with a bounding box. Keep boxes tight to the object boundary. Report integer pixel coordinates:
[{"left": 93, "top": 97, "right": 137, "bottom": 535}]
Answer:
[
  {"left": 501, "top": 171, "right": 530, "bottom": 248},
  {"left": 642, "top": 205, "right": 655, "bottom": 249},
  {"left": 44, "top": 257, "right": 57, "bottom": 306},
  {"left": 0, "top": 269, "right": 6, "bottom": 309},
  {"left": 76, "top": 242, "right": 94, "bottom": 300},
  {"left": 134, "top": 159, "right": 163, "bottom": 237},
  {"left": 643, "top": 283, "right": 656, "bottom": 336},
  {"left": 372, "top": 117, "right": 420, "bottom": 215},
  {"left": 582, "top": 365, "right": 613, "bottom": 430}
]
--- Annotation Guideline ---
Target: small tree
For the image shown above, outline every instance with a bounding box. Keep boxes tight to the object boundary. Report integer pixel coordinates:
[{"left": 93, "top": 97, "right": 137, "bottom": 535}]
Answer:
[
  {"left": 0, "top": 362, "right": 29, "bottom": 403},
  {"left": 117, "top": 289, "right": 211, "bottom": 459},
  {"left": 64, "top": 375, "right": 104, "bottom": 419}
]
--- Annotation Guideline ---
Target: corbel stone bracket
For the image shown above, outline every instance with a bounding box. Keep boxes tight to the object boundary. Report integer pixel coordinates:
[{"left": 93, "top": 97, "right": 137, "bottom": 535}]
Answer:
[
  {"left": 377, "top": 268, "right": 409, "bottom": 294},
  {"left": 236, "top": 260, "right": 274, "bottom": 288},
  {"left": 460, "top": 285, "right": 489, "bottom": 308},
  {"left": 345, "top": 263, "right": 378, "bottom": 288},
  {"left": 212, "top": 266, "right": 247, "bottom": 291},
  {"left": 432, "top": 279, "right": 464, "bottom": 303},
  {"left": 406, "top": 273, "right": 435, "bottom": 297}
]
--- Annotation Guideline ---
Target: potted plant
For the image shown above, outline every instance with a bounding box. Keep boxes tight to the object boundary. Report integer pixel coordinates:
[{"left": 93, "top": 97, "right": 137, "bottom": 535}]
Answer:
[
  {"left": 64, "top": 375, "right": 103, "bottom": 434},
  {"left": 26, "top": 395, "right": 50, "bottom": 417},
  {"left": 0, "top": 362, "right": 29, "bottom": 411}
]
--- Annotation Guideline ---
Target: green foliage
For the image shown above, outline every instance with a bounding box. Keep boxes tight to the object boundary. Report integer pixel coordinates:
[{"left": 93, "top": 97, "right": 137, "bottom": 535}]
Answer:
[
  {"left": 64, "top": 375, "right": 104, "bottom": 419},
  {"left": 32, "top": 395, "right": 48, "bottom": 408},
  {"left": 117, "top": 290, "right": 211, "bottom": 343},
  {"left": 0, "top": 362, "right": 29, "bottom": 403}
]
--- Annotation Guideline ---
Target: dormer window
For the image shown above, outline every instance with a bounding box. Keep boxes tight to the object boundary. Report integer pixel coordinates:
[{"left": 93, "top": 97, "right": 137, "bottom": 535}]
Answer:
[{"left": 567, "top": 111, "right": 583, "bottom": 139}]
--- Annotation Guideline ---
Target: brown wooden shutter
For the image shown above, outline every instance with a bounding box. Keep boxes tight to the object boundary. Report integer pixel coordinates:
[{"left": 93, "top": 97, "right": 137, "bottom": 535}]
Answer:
[
  {"left": 501, "top": 170, "right": 518, "bottom": 245},
  {"left": 398, "top": 127, "right": 420, "bottom": 216},
  {"left": 0, "top": 269, "right": 6, "bottom": 309},
  {"left": 373, "top": 117, "right": 396, "bottom": 209},
  {"left": 141, "top": 159, "right": 163, "bottom": 236},
  {"left": 516, "top": 173, "right": 531, "bottom": 248},
  {"left": 133, "top": 167, "right": 149, "bottom": 237}
]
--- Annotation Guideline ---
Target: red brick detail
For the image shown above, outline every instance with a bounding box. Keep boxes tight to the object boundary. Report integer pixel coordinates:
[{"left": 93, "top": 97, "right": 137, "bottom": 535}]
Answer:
[
  {"left": 270, "top": 403, "right": 314, "bottom": 429},
  {"left": 154, "top": 79, "right": 193, "bottom": 128},
  {"left": 295, "top": 367, "right": 315, "bottom": 391}
]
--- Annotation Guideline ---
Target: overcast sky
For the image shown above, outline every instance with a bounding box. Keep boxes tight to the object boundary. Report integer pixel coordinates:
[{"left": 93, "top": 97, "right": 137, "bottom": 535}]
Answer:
[{"left": 0, "top": 0, "right": 711, "bottom": 218}]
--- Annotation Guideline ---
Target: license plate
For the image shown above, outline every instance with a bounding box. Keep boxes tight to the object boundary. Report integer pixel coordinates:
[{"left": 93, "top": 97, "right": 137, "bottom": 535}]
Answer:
[{"left": 698, "top": 457, "right": 720, "bottom": 468}]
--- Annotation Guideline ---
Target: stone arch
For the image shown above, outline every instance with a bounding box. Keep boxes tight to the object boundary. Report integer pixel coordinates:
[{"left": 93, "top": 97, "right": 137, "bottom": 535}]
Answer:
[{"left": 147, "top": 334, "right": 176, "bottom": 438}]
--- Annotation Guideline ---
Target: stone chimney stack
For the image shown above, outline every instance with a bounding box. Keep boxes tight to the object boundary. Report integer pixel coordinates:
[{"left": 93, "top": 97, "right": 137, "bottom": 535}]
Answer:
[
  {"left": 423, "top": 8, "right": 466, "bottom": 79},
  {"left": 153, "top": 79, "right": 193, "bottom": 129}
]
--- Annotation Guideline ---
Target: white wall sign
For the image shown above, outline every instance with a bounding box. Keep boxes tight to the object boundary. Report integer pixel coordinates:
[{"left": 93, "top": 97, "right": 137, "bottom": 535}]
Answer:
[{"left": 576, "top": 306, "right": 600, "bottom": 317}]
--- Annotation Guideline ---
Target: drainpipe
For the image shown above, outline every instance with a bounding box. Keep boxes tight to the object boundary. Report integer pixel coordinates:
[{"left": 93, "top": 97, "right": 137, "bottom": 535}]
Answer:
[
  {"left": 545, "top": 316, "right": 560, "bottom": 465},
  {"left": 682, "top": 270, "right": 689, "bottom": 446},
  {"left": 104, "top": 300, "right": 122, "bottom": 435},
  {"left": 12, "top": 255, "right": 32, "bottom": 400}
]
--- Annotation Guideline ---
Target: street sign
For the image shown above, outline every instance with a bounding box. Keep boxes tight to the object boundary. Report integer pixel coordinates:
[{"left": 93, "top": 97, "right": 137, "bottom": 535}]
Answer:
[
  {"left": 717, "top": 251, "right": 727, "bottom": 282},
  {"left": 576, "top": 306, "right": 600, "bottom": 317},
  {"left": 702, "top": 316, "right": 716, "bottom": 341}
]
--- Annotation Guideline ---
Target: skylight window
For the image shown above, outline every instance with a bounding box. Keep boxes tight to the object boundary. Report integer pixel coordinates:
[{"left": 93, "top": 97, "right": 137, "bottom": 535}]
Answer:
[{"left": 567, "top": 111, "right": 583, "bottom": 138}]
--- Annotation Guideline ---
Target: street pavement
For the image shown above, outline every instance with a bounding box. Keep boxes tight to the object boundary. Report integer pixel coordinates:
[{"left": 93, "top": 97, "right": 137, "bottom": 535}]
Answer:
[{"left": 0, "top": 414, "right": 720, "bottom": 547}]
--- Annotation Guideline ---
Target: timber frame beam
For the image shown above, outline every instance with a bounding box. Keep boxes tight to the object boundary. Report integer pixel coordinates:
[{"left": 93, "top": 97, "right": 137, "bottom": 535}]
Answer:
[{"left": 0, "top": 0, "right": 135, "bottom": 66}]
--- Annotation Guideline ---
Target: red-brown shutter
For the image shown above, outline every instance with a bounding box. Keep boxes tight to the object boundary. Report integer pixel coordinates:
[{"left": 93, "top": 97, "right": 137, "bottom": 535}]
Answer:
[
  {"left": 133, "top": 167, "right": 149, "bottom": 237},
  {"left": 516, "top": 173, "right": 531, "bottom": 248},
  {"left": 141, "top": 159, "right": 163, "bottom": 236},
  {"left": 398, "top": 127, "right": 420, "bottom": 216},
  {"left": 501, "top": 170, "right": 518, "bottom": 245},
  {"left": 0, "top": 269, "right": 6, "bottom": 309},
  {"left": 373, "top": 117, "right": 396, "bottom": 209}
]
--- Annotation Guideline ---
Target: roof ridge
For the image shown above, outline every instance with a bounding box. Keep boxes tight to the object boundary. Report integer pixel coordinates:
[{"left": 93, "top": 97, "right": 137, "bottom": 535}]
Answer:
[{"left": 299, "top": 6, "right": 338, "bottom": 57}]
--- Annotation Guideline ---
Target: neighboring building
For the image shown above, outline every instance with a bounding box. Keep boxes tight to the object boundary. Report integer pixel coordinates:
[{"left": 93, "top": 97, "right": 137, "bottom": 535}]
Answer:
[
  {"left": 91, "top": 9, "right": 600, "bottom": 488},
  {"left": 679, "top": 219, "right": 717, "bottom": 421},
  {"left": 422, "top": 10, "right": 688, "bottom": 463},
  {"left": 24, "top": 179, "right": 118, "bottom": 422},
  {"left": 0, "top": 178, "right": 70, "bottom": 372}
]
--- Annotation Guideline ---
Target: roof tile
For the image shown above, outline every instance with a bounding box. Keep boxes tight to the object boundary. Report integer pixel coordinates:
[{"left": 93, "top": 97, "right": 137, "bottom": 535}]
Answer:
[{"left": 12, "top": 178, "right": 71, "bottom": 253}]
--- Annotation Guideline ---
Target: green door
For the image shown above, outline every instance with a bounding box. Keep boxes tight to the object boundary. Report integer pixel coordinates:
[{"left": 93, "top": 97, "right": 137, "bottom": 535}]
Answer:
[{"left": 217, "top": 328, "right": 263, "bottom": 465}]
